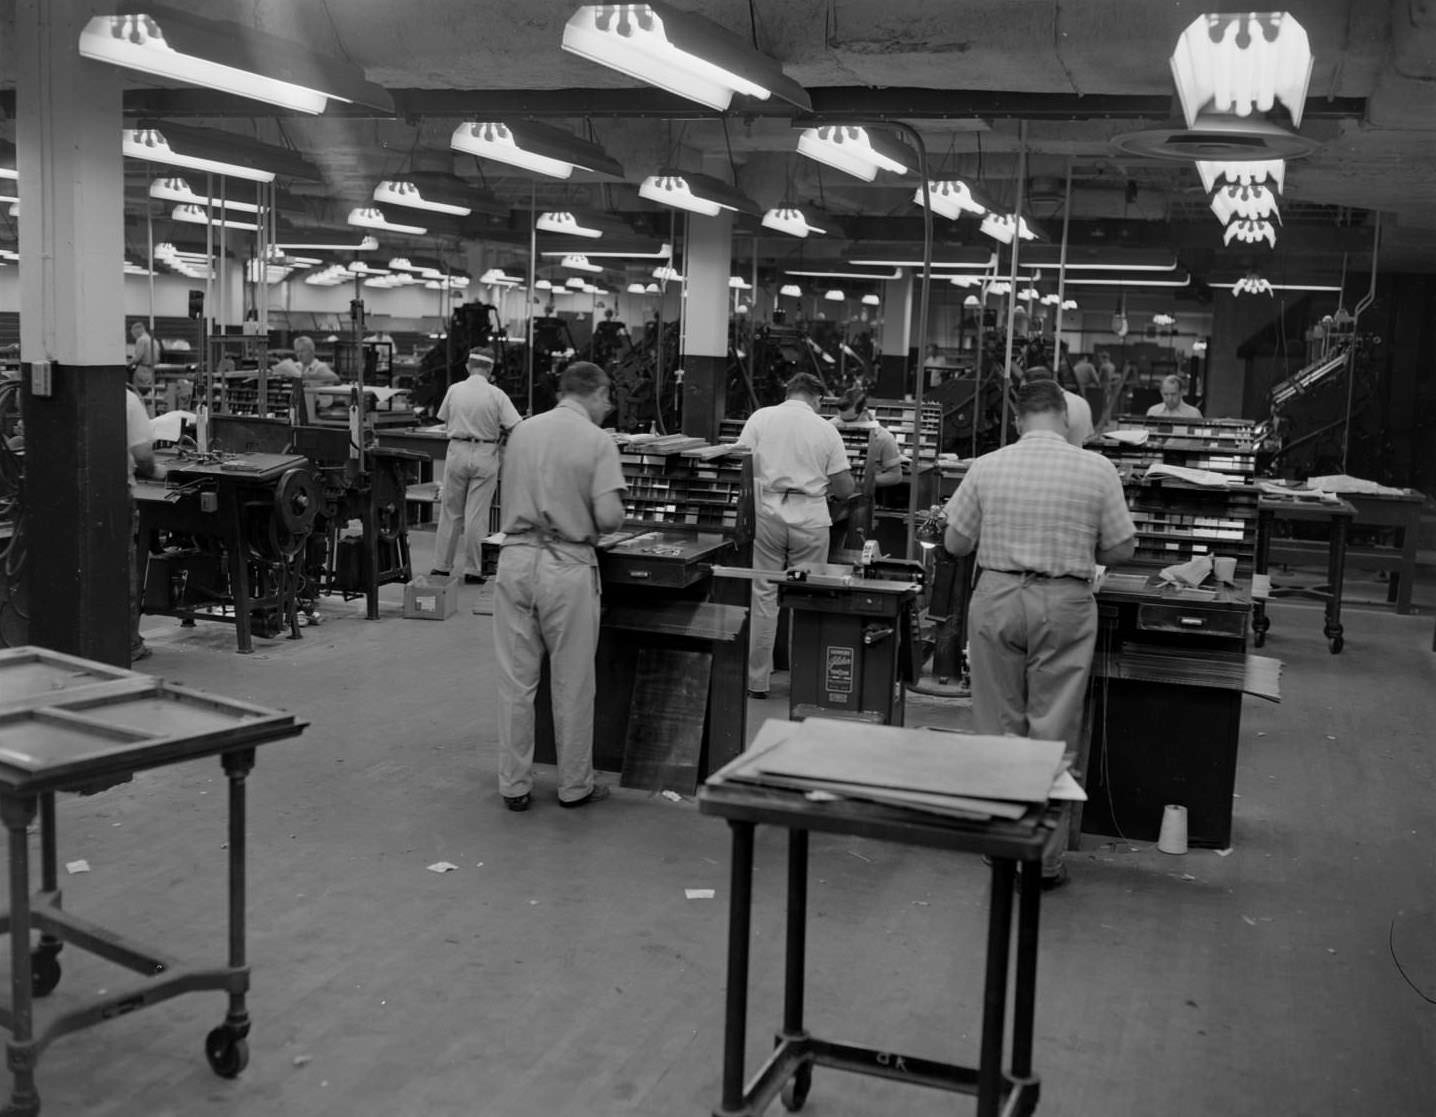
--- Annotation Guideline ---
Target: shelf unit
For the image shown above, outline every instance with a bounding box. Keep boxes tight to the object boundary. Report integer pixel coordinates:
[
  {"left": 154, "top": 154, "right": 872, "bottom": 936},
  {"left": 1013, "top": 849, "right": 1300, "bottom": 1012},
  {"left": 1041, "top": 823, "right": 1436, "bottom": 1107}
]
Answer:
[
  {"left": 618, "top": 439, "right": 750, "bottom": 535},
  {"left": 1105, "top": 415, "right": 1258, "bottom": 481},
  {"left": 717, "top": 397, "right": 942, "bottom": 479},
  {"left": 1124, "top": 479, "right": 1260, "bottom": 575}
]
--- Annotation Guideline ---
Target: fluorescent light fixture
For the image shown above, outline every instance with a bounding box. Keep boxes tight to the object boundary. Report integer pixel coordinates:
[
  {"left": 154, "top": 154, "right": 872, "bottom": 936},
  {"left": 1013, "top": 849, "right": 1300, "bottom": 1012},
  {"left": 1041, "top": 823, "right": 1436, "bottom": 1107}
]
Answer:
[
  {"left": 562, "top": 254, "right": 603, "bottom": 273},
  {"left": 0, "top": 141, "right": 15, "bottom": 180},
  {"left": 1018, "top": 286, "right": 1041, "bottom": 301},
  {"left": 963, "top": 294, "right": 981, "bottom": 308},
  {"left": 850, "top": 251, "right": 996, "bottom": 269},
  {"left": 1192, "top": 339, "right": 1208, "bottom": 354},
  {"left": 824, "top": 288, "right": 845, "bottom": 302},
  {"left": 1060, "top": 274, "right": 1194, "bottom": 288},
  {"left": 480, "top": 268, "right": 523, "bottom": 286},
  {"left": 565, "top": 276, "right": 587, "bottom": 289},
  {"left": 373, "top": 178, "right": 471, "bottom": 217},
  {"left": 1224, "top": 219, "right": 1278, "bottom": 247},
  {"left": 785, "top": 268, "right": 902, "bottom": 281},
  {"left": 536, "top": 211, "right": 604, "bottom": 238},
  {"left": 1170, "top": 12, "right": 1312, "bottom": 129},
  {"left": 539, "top": 241, "right": 672, "bottom": 260},
  {"left": 914, "top": 179, "right": 987, "bottom": 220},
  {"left": 1040, "top": 293, "right": 1061, "bottom": 306},
  {"left": 639, "top": 170, "right": 760, "bottom": 217},
  {"left": 627, "top": 282, "right": 646, "bottom": 293},
  {"left": 347, "top": 262, "right": 391, "bottom": 276},
  {"left": 0, "top": 191, "right": 13, "bottom": 205},
  {"left": 652, "top": 265, "right": 685, "bottom": 283},
  {"left": 729, "top": 275, "right": 752, "bottom": 290},
  {"left": 124, "top": 123, "right": 320, "bottom": 182},
  {"left": 1210, "top": 183, "right": 1281, "bottom": 224},
  {"left": 1216, "top": 276, "right": 1341, "bottom": 293},
  {"left": 949, "top": 275, "right": 984, "bottom": 289},
  {"left": 246, "top": 260, "right": 293, "bottom": 284},
  {"left": 348, "top": 207, "right": 426, "bottom": 236},
  {"left": 761, "top": 207, "right": 826, "bottom": 238},
  {"left": 451, "top": 120, "right": 625, "bottom": 180},
  {"left": 1196, "top": 159, "right": 1286, "bottom": 194},
  {"left": 861, "top": 293, "right": 881, "bottom": 306},
  {"left": 1153, "top": 312, "right": 1177, "bottom": 326},
  {"left": 1022, "top": 247, "right": 1178, "bottom": 271},
  {"left": 7, "top": 204, "right": 18, "bottom": 218},
  {"left": 562, "top": 1, "right": 810, "bottom": 112},
  {"left": 78, "top": 7, "right": 392, "bottom": 115},
  {"left": 779, "top": 283, "right": 802, "bottom": 298},
  {"left": 274, "top": 230, "right": 379, "bottom": 252},
  {"left": 172, "top": 202, "right": 258, "bottom": 232},
  {"left": 645, "top": 282, "right": 660, "bottom": 293},
  {"left": 980, "top": 213, "right": 1037, "bottom": 244},
  {"left": 797, "top": 126, "right": 912, "bottom": 182},
  {"left": 1062, "top": 298, "right": 1078, "bottom": 310},
  {"left": 987, "top": 281, "right": 1012, "bottom": 296},
  {"left": 535, "top": 278, "right": 554, "bottom": 290},
  {"left": 149, "top": 176, "right": 260, "bottom": 213}
]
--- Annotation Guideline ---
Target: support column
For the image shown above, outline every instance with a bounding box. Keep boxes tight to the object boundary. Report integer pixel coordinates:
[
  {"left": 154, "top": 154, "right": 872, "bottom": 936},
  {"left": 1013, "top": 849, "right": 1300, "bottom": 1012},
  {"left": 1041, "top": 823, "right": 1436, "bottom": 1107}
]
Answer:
[
  {"left": 877, "top": 270, "right": 915, "bottom": 398},
  {"left": 17, "top": 0, "right": 130, "bottom": 664},
  {"left": 680, "top": 211, "right": 732, "bottom": 440}
]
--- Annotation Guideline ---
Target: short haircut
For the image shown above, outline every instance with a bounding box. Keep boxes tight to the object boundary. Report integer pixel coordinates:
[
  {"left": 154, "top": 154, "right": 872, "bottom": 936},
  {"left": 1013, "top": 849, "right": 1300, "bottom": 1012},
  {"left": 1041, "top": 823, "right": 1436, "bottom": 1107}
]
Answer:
[
  {"left": 293, "top": 335, "right": 314, "bottom": 351},
  {"left": 838, "top": 385, "right": 868, "bottom": 414},
  {"left": 1161, "top": 374, "right": 1183, "bottom": 391},
  {"left": 1015, "top": 379, "right": 1067, "bottom": 417},
  {"left": 1023, "top": 366, "right": 1055, "bottom": 383},
  {"left": 559, "top": 360, "right": 608, "bottom": 397},
  {"left": 786, "top": 372, "right": 826, "bottom": 399}
]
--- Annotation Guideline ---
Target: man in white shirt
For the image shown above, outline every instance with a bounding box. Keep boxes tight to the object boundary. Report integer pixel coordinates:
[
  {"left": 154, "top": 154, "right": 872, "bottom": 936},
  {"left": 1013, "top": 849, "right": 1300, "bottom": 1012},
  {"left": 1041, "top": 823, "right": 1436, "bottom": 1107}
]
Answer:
[
  {"left": 737, "top": 373, "right": 855, "bottom": 698},
  {"left": 274, "top": 336, "right": 339, "bottom": 385},
  {"left": 431, "top": 347, "right": 522, "bottom": 583},
  {"left": 1025, "top": 367, "right": 1093, "bottom": 446},
  {"left": 127, "top": 387, "right": 165, "bottom": 662}
]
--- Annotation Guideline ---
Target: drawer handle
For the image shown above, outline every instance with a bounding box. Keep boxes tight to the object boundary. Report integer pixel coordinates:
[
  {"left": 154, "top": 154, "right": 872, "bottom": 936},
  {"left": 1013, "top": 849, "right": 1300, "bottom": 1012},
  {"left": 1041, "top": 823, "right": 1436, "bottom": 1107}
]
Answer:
[
  {"left": 626, "top": 569, "right": 650, "bottom": 579},
  {"left": 1178, "top": 615, "right": 1204, "bottom": 627}
]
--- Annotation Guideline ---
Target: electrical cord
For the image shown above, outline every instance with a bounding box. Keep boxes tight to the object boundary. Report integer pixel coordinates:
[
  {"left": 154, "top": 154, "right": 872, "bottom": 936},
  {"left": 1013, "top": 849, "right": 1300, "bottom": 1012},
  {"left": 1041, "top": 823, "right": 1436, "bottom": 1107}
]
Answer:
[{"left": 1389, "top": 916, "right": 1436, "bottom": 1005}]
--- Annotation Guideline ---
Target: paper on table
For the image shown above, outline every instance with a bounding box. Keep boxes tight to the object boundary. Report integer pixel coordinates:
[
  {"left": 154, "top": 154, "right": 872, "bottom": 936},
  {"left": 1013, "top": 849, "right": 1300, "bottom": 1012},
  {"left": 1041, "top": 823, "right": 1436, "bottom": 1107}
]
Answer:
[
  {"left": 1145, "top": 462, "right": 1236, "bottom": 487},
  {"left": 1106, "top": 428, "right": 1151, "bottom": 445},
  {"left": 150, "top": 410, "right": 195, "bottom": 442},
  {"left": 1049, "top": 769, "right": 1087, "bottom": 802}
]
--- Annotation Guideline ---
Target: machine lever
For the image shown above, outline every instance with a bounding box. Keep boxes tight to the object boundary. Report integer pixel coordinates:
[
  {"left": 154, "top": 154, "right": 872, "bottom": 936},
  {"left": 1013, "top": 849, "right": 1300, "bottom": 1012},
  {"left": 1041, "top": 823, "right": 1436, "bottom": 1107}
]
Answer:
[{"left": 862, "top": 624, "right": 894, "bottom": 646}]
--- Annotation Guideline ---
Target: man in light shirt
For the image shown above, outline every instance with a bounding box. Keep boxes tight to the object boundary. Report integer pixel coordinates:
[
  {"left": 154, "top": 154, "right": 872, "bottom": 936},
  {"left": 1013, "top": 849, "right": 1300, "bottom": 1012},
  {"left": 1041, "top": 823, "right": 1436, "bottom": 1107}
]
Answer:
[
  {"left": 737, "top": 373, "right": 855, "bottom": 699},
  {"left": 274, "top": 336, "right": 339, "bottom": 385}
]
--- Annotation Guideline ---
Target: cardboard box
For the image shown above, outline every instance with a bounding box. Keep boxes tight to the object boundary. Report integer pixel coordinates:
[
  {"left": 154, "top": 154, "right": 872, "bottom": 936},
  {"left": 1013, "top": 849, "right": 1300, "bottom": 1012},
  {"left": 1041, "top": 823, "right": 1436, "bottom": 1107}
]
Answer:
[{"left": 403, "top": 574, "right": 459, "bottom": 620}]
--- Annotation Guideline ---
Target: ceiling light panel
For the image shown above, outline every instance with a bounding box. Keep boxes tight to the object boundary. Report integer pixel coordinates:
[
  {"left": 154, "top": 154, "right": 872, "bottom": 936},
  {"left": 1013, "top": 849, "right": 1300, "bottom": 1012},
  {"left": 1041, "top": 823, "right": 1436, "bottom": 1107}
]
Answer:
[
  {"left": 1170, "top": 12, "right": 1313, "bottom": 129},
  {"left": 797, "top": 126, "right": 912, "bottom": 181}
]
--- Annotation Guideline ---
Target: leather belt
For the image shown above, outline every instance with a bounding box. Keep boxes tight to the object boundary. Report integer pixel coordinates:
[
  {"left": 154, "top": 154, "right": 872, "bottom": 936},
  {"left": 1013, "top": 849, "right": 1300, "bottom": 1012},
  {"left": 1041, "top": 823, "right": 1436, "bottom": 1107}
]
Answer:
[
  {"left": 449, "top": 435, "right": 500, "bottom": 443},
  {"left": 987, "top": 568, "right": 1090, "bottom": 584}
]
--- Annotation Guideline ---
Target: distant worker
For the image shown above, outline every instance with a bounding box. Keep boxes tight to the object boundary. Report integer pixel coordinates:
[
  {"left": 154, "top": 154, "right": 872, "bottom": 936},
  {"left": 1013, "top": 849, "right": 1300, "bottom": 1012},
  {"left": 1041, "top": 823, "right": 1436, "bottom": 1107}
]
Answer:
[
  {"left": 274, "top": 336, "right": 339, "bottom": 385},
  {"left": 129, "top": 320, "right": 159, "bottom": 417},
  {"left": 1071, "top": 352, "right": 1098, "bottom": 392},
  {"left": 828, "top": 385, "right": 904, "bottom": 551},
  {"left": 430, "top": 347, "right": 521, "bottom": 585},
  {"left": 1024, "top": 367, "right": 1093, "bottom": 446},
  {"left": 737, "top": 373, "right": 855, "bottom": 699},
  {"left": 1147, "top": 374, "right": 1204, "bottom": 419},
  {"left": 493, "top": 362, "right": 627, "bottom": 812},
  {"left": 127, "top": 385, "right": 165, "bottom": 662}
]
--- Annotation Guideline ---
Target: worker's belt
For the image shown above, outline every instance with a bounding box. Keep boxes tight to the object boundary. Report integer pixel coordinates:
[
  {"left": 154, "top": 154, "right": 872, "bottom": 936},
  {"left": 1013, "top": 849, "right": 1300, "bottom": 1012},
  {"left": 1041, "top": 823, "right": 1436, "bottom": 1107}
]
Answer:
[
  {"left": 504, "top": 530, "right": 592, "bottom": 547},
  {"left": 986, "top": 568, "right": 1090, "bottom": 585},
  {"left": 449, "top": 435, "right": 500, "bottom": 443}
]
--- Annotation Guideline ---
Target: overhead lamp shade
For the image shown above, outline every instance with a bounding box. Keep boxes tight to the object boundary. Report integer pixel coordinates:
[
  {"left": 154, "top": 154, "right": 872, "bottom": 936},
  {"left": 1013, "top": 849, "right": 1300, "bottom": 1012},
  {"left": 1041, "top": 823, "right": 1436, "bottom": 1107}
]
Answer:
[
  {"left": 1153, "top": 313, "right": 1176, "bottom": 326},
  {"left": 979, "top": 213, "right": 1038, "bottom": 245},
  {"left": 348, "top": 207, "right": 426, "bottom": 236},
  {"left": 627, "top": 282, "right": 646, "bottom": 293},
  {"left": 824, "top": 288, "right": 845, "bottom": 302},
  {"left": 1018, "top": 286, "right": 1041, "bottom": 301},
  {"left": 172, "top": 202, "right": 257, "bottom": 232},
  {"left": 861, "top": 293, "right": 880, "bottom": 306},
  {"left": 797, "top": 126, "right": 912, "bottom": 182},
  {"left": 645, "top": 282, "right": 661, "bottom": 293},
  {"left": 1210, "top": 183, "right": 1281, "bottom": 225},
  {"left": 914, "top": 179, "right": 987, "bottom": 221},
  {"left": 149, "top": 176, "right": 260, "bottom": 213},
  {"left": 1040, "top": 293, "right": 1061, "bottom": 306},
  {"left": 987, "top": 280, "right": 1012, "bottom": 296},
  {"left": 535, "top": 278, "right": 554, "bottom": 290},
  {"left": 652, "top": 265, "right": 684, "bottom": 283},
  {"left": 1024, "top": 246, "right": 1177, "bottom": 271},
  {"left": 537, "top": 211, "right": 604, "bottom": 238},
  {"left": 779, "top": 283, "right": 803, "bottom": 298},
  {"left": 565, "top": 276, "right": 587, "bottom": 289},
  {"left": 639, "top": 170, "right": 760, "bottom": 217},
  {"left": 1062, "top": 298, "right": 1078, "bottom": 310},
  {"left": 963, "top": 294, "right": 981, "bottom": 308},
  {"left": 387, "top": 255, "right": 444, "bottom": 274},
  {"left": 125, "top": 122, "right": 320, "bottom": 182},
  {"left": 761, "top": 206, "right": 826, "bottom": 238},
  {"left": 1223, "top": 218, "right": 1278, "bottom": 247},
  {"left": 451, "top": 120, "right": 625, "bottom": 180},
  {"left": 78, "top": 6, "right": 393, "bottom": 114},
  {"left": 7, "top": 203, "right": 19, "bottom": 218},
  {"left": 729, "top": 275, "right": 752, "bottom": 290},
  {"left": 562, "top": 1, "right": 810, "bottom": 113},
  {"left": 1232, "top": 274, "right": 1275, "bottom": 295},
  {"left": 1196, "top": 158, "right": 1286, "bottom": 194},
  {"left": 561, "top": 254, "right": 604, "bottom": 273},
  {"left": 948, "top": 275, "right": 983, "bottom": 289},
  {"left": 1170, "top": 12, "right": 1312, "bottom": 129},
  {"left": 0, "top": 140, "right": 15, "bottom": 180},
  {"left": 0, "top": 190, "right": 13, "bottom": 206},
  {"left": 274, "top": 228, "right": 378, "bottom": 251},
  {"left": 539, "top": 238, "right": 671, "bottom": 259},
  {"left": 373, "top": 178, "right": 470, "bottom": 217}
]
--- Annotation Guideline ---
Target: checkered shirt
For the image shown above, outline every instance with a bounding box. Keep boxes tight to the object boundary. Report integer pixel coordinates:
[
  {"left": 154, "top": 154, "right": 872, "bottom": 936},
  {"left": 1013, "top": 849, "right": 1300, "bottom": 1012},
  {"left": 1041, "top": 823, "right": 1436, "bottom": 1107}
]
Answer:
[{"left": 943, "top": 429, "right": 1135, "bottom": 579}]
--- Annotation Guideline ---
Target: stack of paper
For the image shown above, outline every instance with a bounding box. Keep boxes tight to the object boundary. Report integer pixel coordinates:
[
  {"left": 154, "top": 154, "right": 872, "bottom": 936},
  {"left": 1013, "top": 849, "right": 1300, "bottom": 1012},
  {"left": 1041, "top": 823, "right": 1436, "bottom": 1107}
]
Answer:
[{"left": 715, "top": 719, "right": 1080, "bottom": 822}]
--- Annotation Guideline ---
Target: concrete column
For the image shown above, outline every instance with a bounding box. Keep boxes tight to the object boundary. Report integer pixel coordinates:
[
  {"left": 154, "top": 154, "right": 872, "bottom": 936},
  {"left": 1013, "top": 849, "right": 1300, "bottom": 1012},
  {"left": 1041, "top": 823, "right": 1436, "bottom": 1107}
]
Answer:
[
  {"left": 16, "top": 0, "right": 130, "bottom": 663},
  {"left": 680, "top": 210, "right": 732, "bottom": 441},
  {"left": 877, "top": 270, "right": 915, "bottom": 397}
]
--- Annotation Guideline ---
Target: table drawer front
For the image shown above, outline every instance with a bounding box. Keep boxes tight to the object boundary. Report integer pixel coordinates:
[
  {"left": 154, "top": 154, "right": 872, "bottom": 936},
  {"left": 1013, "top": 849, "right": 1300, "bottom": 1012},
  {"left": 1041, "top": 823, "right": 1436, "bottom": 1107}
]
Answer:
[
  {"left": 601, "top": 557, "right": 699, "bottom": 588},
  {"left": 1137, "top": 603, "right": 1247, "bottom": 639},
  {"left": 778, "top": 589, "right": 903, "bottom": 617}
]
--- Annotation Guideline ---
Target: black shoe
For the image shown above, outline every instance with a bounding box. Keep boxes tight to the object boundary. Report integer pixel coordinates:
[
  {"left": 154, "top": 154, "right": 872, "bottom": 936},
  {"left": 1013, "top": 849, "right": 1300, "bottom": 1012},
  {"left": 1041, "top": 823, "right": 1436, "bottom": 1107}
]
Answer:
[
  {"left": 464, "top": 574, "right": 486, "bottom": 585},
  {"left": 503, "top": 792, "right": 531, "bottom": 812},
  {"left": 1041, "top": 864, "right": 1070, "bottom": 891},
  {"left": 559, "top": 784, "right": 611, "bottom": 809},
  {"left": 429, "top": 568, "right": 450, "bottom": 577},
  {"left": 746, "top": 688, "right": 769, "bottom": 700}
]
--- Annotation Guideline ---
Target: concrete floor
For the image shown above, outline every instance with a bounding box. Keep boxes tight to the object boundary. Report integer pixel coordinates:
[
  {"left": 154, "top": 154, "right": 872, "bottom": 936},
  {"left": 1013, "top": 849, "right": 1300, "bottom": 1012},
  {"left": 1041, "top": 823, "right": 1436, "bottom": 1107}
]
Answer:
[{"left": 5, "top": 535, "right": 1436, "bottom": 1117}]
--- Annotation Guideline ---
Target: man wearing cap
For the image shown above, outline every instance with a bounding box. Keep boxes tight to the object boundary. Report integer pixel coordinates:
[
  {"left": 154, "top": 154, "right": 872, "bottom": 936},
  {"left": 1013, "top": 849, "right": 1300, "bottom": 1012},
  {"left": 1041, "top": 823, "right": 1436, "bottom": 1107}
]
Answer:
[
  {"left": 828, "top": 384, "right": 904, "bottom": 551},
  {"left": 737, "top": 372, "right": 855, "bottom": 699},
  {"left": 494, "top": 361, "right": 626, "bottom": 811},
  {"left": 431, "top": 347, "right": 522, "bottom": 584},
  {"left": 943, "top": 379, "right": 1135, "bottom": 888}
]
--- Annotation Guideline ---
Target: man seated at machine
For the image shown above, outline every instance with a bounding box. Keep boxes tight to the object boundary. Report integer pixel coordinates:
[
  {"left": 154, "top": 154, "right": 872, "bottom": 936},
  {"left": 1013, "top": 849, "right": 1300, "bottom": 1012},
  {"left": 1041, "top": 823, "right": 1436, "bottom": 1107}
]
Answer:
[
  {"left": 273, "top": 336, "right": 340, "bottom": 385},
  {"left": 828, "top": 385, "right": 904, "bottom": 552},
  {"left": 1147, "top": 374, "right": 1203, "bottom": 419}
]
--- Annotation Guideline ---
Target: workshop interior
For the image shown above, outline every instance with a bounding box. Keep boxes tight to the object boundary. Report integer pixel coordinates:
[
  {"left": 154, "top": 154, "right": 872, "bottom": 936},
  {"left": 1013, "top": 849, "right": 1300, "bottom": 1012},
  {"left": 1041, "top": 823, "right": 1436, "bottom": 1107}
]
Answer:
[{"left": 0, "top": 3, "right": 1434, "bottom": 1116}]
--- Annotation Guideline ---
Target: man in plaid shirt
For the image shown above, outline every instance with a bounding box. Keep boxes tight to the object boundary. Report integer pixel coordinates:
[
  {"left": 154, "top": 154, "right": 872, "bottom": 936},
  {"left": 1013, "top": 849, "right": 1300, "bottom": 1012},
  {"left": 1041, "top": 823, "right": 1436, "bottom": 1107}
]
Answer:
[{"left": 943, "top": 380, "right": 1135, "bottom": 887}]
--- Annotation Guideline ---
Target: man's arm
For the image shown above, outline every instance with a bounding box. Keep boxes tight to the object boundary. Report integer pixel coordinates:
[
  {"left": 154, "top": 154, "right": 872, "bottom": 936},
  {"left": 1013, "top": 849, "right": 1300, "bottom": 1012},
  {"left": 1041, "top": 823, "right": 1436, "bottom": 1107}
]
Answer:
[
  {"left": 826, "top": 468, "right": 855, "bottom": 502},
  {"left": 944, "top": 525, "right": 976, "bottom": 556},
  {"left": 1096, "top": 536, "right": 1135, "bottom": 566},
  {"left": 594, "top": 489, "right": 626, "bottom": 533},
  {"left": 130, "top": 440, "right": 165, "bottom": 481}
]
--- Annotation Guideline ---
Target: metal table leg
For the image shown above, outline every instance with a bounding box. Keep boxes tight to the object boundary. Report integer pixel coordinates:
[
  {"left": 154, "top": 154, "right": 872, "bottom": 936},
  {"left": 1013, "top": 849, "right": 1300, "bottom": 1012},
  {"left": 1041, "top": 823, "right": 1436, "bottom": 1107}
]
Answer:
[
  {"left": 227, "top": 498, "right": 254, "bottom": 654},
  {"left": 1252, "top": 507, "right": 1272, "bottom": 647},
  {"left": 1325, "top": 514, "right": 1347, "bottom": 654},
  {"left": 717, "top": 821, "right": 756, "bottom": 1117},
  {"left": 977, "top": 858, "right": 1016, "bottom": 1117},
  {"left": 779, "top": 829, "right": 812, "bottom": 1110},
  {"left": 1010, "top": 861, "right": 1042, "bottom": 1080},
  {"left": 32, "top": 795, "right": 61, "bottom": 996},
  {"left": 204, "top": 749, "right": 254, "bottom": 1078},
  {"left": 2, "top": 794, "right": 39, "bottom": 1117}
]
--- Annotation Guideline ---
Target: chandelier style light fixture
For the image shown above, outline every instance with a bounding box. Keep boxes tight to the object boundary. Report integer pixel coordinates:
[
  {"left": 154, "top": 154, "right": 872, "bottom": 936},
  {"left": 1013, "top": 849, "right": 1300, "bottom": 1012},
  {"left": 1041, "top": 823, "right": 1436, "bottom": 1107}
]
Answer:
[
  {"left": 372, "top": 176, "right": 475, "bottom": 217},
  {"left": 797, "top": 126, "right": 912, "bottom": 182},
  {"left": 1210, "top": 182, "right": 1281, "bottom": 225},
  {"left": 347, "top": 207, "right": 427, "bottom": 236},
  {"left": 562, "top": 2, "right": 810, "bottom": 112},
  {"left": 979, "top": 213, "right": 1037, "bottom": 245},
  {"left": 1233, "top": 272, "right": 1275, "bottom": 295},
  {"left": 537, "top": 211, "right": 604, "bottom": 238},
  {"left": 451, "top": 121, "right": 625, "bottom": 180},
  {"left": 638, "top": 171, "right": 759, "bottom": 217},
  {"left": 79, "top": 6, "right": 393, "bottom": 115},
  {"left": 761, "top": 207, "right": 826, "bottom": 238},
  {"left": 913, "top": 179, "right": 987, "bottom": 221},
  {"left": 561, "top": 254, "right": 604, "bottom": 273},
  {"left": 1196, "top": 159, "right": 1286, "bottom": 194},
  {"left": 1224, "top": 218, "right": 1278, "bottom": 247},
  {"left": 1170, "top": 12, "right": 1313, "bottom": 129}
]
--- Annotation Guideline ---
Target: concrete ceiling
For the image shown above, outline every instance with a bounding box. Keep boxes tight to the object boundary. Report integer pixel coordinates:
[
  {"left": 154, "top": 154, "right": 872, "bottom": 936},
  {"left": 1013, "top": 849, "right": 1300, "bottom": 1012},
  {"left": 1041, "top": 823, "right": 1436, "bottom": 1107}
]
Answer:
[{"left": 4, "top": 0, "right": 1435, "bottom": 284}]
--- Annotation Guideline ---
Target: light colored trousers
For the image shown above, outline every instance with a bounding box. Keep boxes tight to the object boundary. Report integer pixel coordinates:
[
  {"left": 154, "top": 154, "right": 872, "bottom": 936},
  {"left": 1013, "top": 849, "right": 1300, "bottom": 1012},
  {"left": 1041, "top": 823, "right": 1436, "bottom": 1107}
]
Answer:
[
  {"left": 967, "top": 570, "right": 1098, "bottom": 871},
  {"left": 494, "top": 544, "right": 601, "bottom": 802},
  {"left": 748, "top": 511, "right": 830, "bottom": 691},
  {"left": 433, "top": 441, "right": 500, "bottom": 576}
]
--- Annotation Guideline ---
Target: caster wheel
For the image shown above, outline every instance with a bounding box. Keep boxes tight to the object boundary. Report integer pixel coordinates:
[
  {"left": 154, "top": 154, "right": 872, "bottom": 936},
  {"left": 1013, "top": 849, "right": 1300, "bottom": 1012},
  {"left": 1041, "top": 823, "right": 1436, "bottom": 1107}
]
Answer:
[
  {"left": 205, "top": 1026, "right": 250, "bottom": 1078},
  {"left": 30, "top": 951, "right": 61, "bottom": 997},
  {"left": 1328, "top": 634, "right": 1344, "bottom": 654},
  {"left": 780, "top": 1065, "right": 812, "bottom": 1112},
  {"left": 1253, "top": 631, "right": 1265, "bottom": 648}
]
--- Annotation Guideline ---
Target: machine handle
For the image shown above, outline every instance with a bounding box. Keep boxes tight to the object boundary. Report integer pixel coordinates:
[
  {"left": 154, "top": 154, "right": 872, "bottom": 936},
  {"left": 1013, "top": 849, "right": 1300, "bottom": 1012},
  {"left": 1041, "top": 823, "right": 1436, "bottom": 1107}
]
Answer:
[{"left": 863, "top": 624, "right": 894, "bottom": 645}]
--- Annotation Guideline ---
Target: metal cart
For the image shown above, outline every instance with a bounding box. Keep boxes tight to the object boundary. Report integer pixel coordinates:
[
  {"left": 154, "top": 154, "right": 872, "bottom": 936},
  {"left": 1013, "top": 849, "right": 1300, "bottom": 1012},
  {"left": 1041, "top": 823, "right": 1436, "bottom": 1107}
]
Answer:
[{"left": 0, "top": 646, "right": 307, "bottom": 1116}]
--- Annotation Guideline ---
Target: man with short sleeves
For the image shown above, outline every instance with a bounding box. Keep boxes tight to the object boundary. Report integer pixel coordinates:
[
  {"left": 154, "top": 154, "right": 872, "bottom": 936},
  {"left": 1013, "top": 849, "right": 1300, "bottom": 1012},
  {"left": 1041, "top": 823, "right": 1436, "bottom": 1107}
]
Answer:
[
  {"left": 493, "top": 362, "right": 627, "bottom": 812},
  {"left": 828, "top": 385, "right": 904, "bottom": 551},
  {"left": 430, "top": 347, "right": 521, "bottom": 584},
  {"left": 273, "top": 336, "right": 339, "bottom": 385},
  {"left": 127, "top": 385, "right": 165, "bottom": 662},
  {"left": 737, "top": 373, "right": 855, "bottom": 698},
  {"left": 943, "top": 380, "right": 1135, "bottom": 887}
]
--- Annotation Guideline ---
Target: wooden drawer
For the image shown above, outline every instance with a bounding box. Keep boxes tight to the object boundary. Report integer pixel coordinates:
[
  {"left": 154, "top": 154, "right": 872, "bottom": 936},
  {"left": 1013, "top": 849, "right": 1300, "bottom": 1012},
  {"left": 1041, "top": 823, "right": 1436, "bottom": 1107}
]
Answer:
[{"left": 1137, "top": 602, "right": 1248, "bottom": 639}]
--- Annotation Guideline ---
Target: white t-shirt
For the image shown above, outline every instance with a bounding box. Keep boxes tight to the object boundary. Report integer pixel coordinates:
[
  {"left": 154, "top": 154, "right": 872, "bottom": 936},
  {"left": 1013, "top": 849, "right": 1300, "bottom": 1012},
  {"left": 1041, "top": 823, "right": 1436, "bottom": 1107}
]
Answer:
[
  {"left": 1064, "top": 390, "right": 1094, "bottom": 446},
  {"left": 738, "top": 399, "right": 850, "bottom": 528},
  {"left": 126, "top": 389, "right": 153, "bottom": 490}
]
